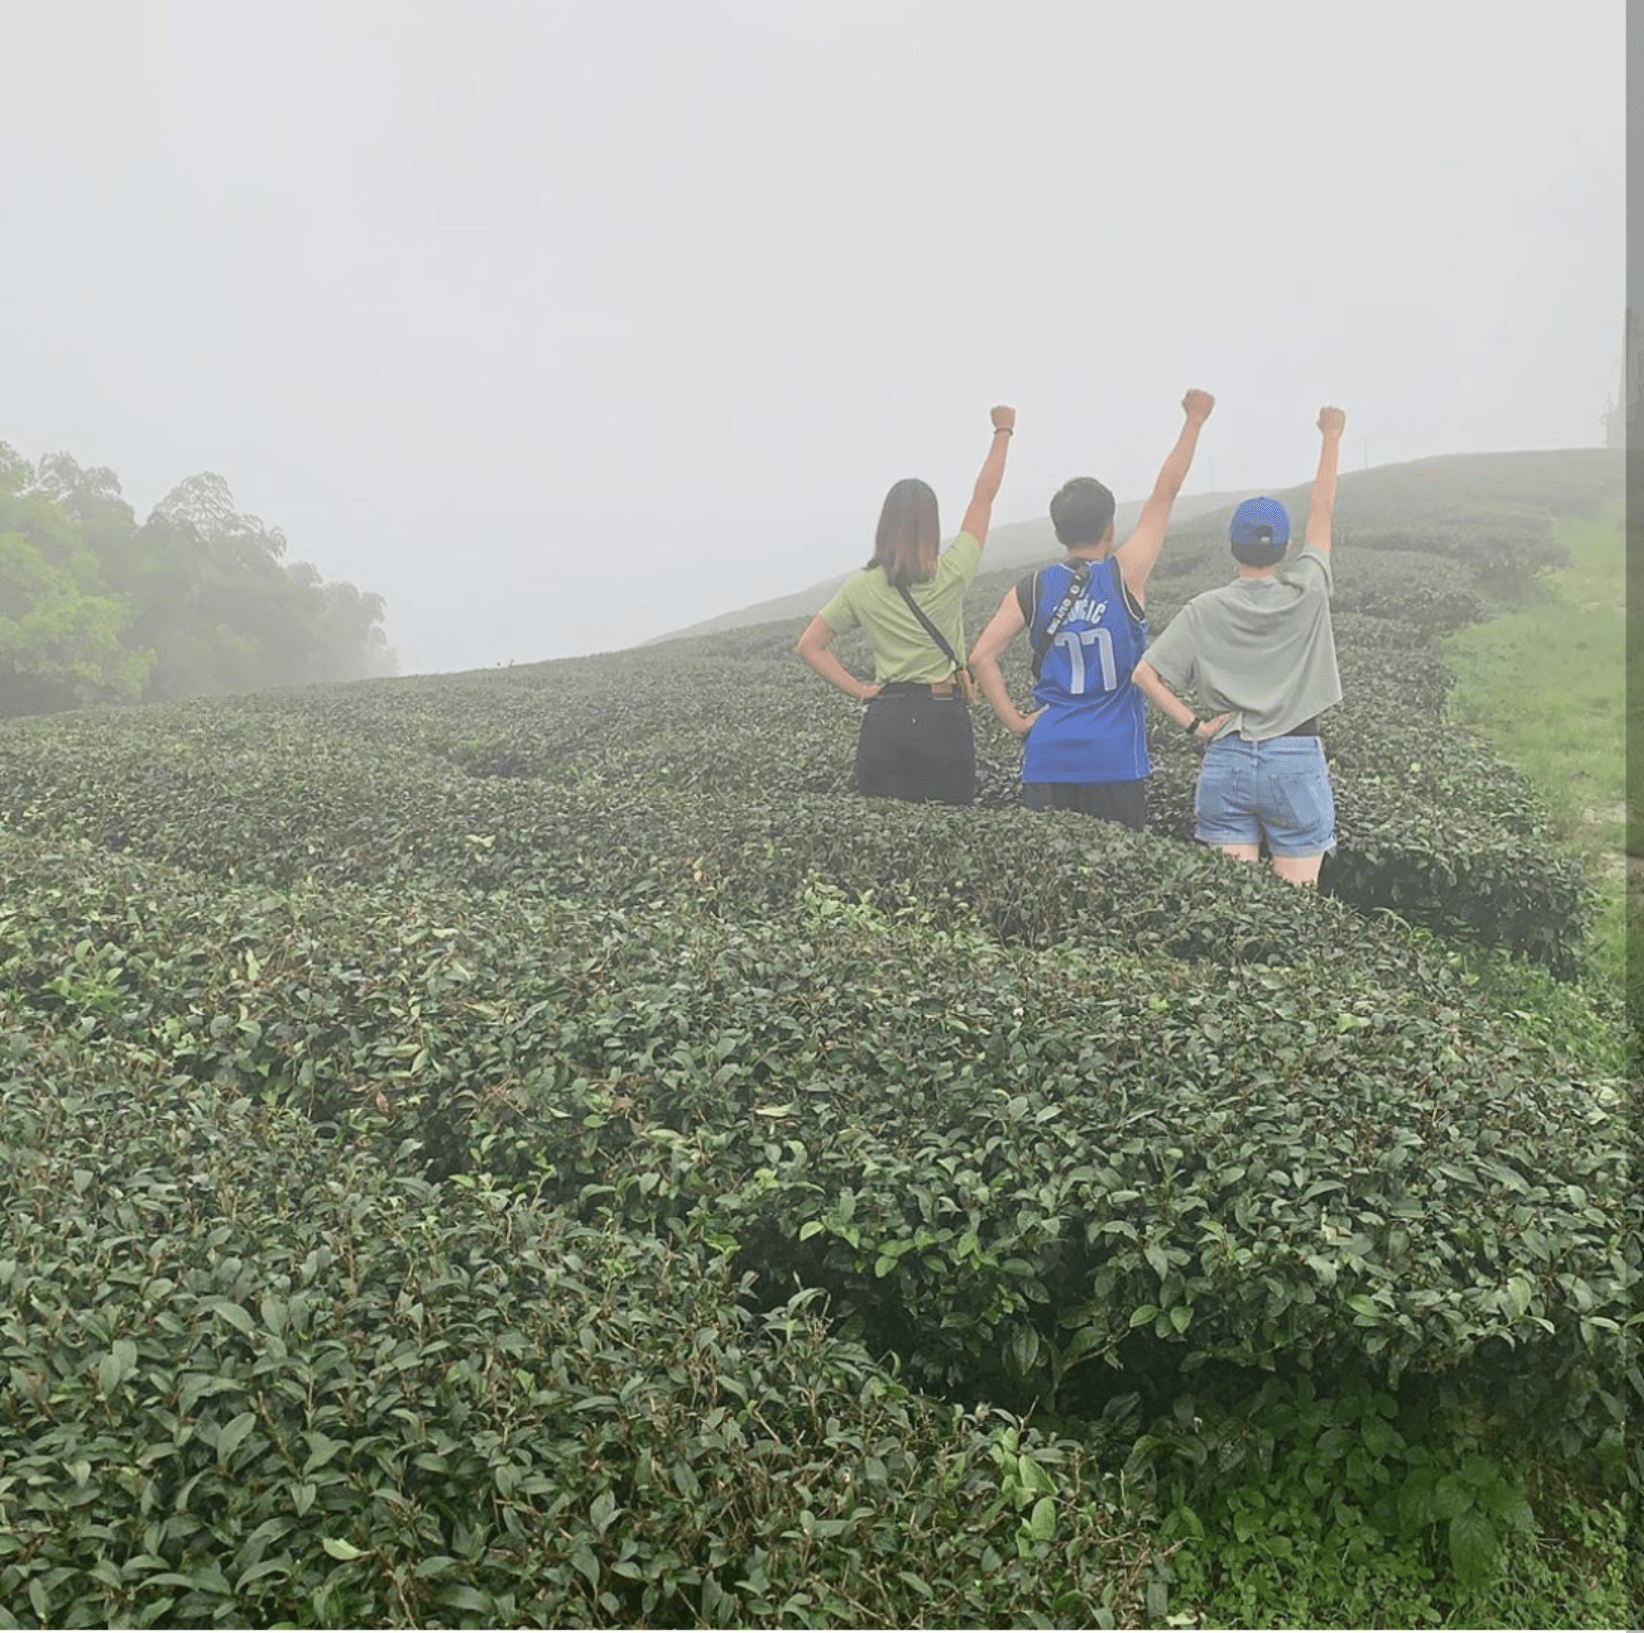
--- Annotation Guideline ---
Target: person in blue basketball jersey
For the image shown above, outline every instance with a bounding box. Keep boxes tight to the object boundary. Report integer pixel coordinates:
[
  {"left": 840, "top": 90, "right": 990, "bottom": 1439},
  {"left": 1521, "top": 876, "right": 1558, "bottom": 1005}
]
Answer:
[{"left": 969, "top": 389, "right": 1216, "bottom": 830}]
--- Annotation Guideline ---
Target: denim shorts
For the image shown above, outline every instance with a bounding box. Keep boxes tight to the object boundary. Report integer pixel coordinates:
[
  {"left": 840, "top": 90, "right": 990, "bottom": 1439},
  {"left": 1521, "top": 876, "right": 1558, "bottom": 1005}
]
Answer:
[{"left": 1194, "top": 735, "right": 1335, "bottom": 857}]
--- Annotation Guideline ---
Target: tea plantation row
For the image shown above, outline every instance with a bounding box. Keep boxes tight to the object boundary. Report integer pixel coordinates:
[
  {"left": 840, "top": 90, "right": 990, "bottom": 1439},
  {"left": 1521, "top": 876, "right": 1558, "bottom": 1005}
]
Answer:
[
  {"left": 0, "top": 551, "right": 1592, "bottom": 972},
  {"left": 2, "top": 831, "right": 1630, "bottom": 1392},
  {"left": 2, "top": 1014, "right": 1156, "bottom": 1628},
  {"left": 1, "top": 818, "right": 1634, "bottom": 1625}
]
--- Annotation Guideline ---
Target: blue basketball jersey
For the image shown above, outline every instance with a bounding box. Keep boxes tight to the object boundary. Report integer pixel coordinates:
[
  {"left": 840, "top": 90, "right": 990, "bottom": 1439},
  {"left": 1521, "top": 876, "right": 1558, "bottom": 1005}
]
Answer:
[{"left": 1019, "top": 555, "right": 1150, "bottom": 784}]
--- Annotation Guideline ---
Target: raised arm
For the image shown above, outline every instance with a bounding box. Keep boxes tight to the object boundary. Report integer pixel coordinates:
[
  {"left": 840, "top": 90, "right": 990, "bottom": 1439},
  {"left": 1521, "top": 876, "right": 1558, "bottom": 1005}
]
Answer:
[
  {"left": 1113, "top": 389, "right": 1214, "bottom": 605},
  {"left": 969, "top": 588, "right": 1040, "bottom": 738},
  {"left": 796, "top": 616, "right": 879, "bottom": 702},
  {"left": 957, "top": 405, "right": 1017, "bottom": 546},
  {"left": 1306, "top": 406, "right": 1346, "bottom": 553}
]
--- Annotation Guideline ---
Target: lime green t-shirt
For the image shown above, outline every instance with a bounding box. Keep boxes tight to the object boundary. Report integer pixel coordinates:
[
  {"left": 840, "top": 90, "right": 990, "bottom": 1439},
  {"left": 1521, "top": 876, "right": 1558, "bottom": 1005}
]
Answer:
[{"left": 816, "top": 532, "right": 982, "bottom": 684}]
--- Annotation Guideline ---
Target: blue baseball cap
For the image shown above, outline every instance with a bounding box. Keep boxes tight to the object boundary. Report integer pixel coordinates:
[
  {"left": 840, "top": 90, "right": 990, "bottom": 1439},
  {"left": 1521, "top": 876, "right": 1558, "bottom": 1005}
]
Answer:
[{"left": 1229, "top": 496, "right": 1291, "bottom": 547}]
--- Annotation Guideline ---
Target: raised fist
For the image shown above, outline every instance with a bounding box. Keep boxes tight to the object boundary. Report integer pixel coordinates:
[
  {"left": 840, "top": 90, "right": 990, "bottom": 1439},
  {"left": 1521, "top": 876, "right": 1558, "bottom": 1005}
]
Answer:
[
  {"left": 1183, "top": 388, "right": 1215, "bottom": 423},
  {"left": 1318, "top": 405, "right": 1347, "bottom": 436},
  {"left": 990, "top": 405, "right": 1017, "bottom": 432}
]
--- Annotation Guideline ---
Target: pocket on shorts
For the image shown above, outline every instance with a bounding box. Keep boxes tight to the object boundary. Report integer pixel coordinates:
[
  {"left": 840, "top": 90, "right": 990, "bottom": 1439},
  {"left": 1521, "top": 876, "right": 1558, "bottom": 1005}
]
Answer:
[
  {"left": 1267, "top": 757, "right": 1335, "bottom": 847},
  {"left": 1193, "top": 764, "right": 1222, "bottom": 824},
  {"left": 1193, "top": 750, "right": 1244, "bottom": 826}
]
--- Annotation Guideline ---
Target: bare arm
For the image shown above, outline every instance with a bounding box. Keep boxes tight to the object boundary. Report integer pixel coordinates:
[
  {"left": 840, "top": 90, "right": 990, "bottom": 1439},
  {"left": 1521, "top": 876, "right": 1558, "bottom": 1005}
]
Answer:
[
  {"left": 1305, "top": 406, "right": 1347, "bottom": 553},
  {"left": 957, "top": 405, "right": 1017, "bottom": 546},
  {"left": 969, "top": 589, "right": 1041, "bottom": 738},
  {"left": 1131, "top": 658, "right": 1228, "bottom": 742},
  {"left": 1114, "top": 388, "right": 1214, "bottom": 606},
  {"left": 796, "top": 615, "right": 879, "bottom": 702}
]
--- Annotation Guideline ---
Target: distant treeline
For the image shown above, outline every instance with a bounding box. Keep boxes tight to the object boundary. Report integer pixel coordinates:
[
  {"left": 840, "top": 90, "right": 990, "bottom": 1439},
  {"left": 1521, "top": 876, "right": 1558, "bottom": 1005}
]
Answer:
[{"left": 0, "top": 443, "right": 394, "bottom": 719}]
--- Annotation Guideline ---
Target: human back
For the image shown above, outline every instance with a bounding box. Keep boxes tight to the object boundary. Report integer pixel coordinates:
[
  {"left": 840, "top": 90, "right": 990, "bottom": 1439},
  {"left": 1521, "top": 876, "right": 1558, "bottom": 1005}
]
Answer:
[
  {"left": 1017, "top": 553, "right": 1150, "bottom": 783},
  {"left": 823, "top": 518, "right": 981, "bottom": 686},
  {"left": 1130, "top": 405, "right": 1348, "bottom": 885},
  {"left": 1163, "top": 543, "right": 1342, "bottom": 740},
  {"left": 967, "top": 388, "right": 1216, "bottom": 830},
  {"left": 795, "top": 405, "right": 1017, "bottom": 803}
]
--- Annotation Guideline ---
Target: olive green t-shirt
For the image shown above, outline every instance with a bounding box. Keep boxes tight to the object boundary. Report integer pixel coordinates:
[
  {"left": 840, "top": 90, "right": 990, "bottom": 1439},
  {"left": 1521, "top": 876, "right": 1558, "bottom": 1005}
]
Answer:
[
  {"left": 1143, "top": 545, "right": 1342, "bottom": 740},
  {"left": 816, "top": 532, "right": 982, "bottom": 684}
]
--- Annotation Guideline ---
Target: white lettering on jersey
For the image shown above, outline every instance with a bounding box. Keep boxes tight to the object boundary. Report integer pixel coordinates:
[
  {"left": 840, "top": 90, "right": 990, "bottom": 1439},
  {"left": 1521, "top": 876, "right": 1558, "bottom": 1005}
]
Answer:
[{"left": 1054, "top": 626, "right": 1118, "bottom": 694}]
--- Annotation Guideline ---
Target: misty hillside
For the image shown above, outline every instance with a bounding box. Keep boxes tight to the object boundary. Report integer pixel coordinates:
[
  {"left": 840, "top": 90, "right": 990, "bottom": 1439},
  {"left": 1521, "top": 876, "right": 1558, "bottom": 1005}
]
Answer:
[{"left": 647, "top": 448, "right": 1620, "bottom": 647}]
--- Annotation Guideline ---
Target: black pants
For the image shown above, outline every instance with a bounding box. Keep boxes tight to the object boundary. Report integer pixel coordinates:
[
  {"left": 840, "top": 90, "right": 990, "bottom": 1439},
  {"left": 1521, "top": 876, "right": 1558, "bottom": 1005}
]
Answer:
[
  {"left": 855, "top": 693, "right": 975, "bottom": 805},
  {"left": 1022, "top": 778, "right": 1147, "bottom": 832}
]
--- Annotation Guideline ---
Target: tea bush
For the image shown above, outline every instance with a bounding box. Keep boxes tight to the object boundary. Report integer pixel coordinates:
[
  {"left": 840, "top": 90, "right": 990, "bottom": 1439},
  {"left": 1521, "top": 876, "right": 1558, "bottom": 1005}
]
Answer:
[
  {"left": 0, "top": 783, "right": 1437, "bottom": 976},
  {"left": 3, "top": 832, "right": 1631, "bottom": 1418},
  {"left": 1329, "top": 552, "right": 1490, "bottom": 633},
  {"left": 1339, "top": 508, "right": 1569, "bottom": 578},
  {"left": 0, "top": 598, "right": 1596, "bottom": 971},
  {"left": 0, "top": 1036, "right": 1156, "bottom": 1630}
]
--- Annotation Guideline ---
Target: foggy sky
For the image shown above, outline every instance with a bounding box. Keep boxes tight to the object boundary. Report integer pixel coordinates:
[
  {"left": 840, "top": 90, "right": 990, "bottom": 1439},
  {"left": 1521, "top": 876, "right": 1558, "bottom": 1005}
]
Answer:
[{"left": 4, "top": 1, "right": 1625, "bottom": 674}]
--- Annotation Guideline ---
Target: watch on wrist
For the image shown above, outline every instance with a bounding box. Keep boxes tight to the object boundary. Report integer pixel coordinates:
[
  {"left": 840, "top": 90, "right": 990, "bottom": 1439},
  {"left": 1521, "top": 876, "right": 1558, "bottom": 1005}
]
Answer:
[{"left": 1183, "top": 716, "right": 1201, "bottom": 735}]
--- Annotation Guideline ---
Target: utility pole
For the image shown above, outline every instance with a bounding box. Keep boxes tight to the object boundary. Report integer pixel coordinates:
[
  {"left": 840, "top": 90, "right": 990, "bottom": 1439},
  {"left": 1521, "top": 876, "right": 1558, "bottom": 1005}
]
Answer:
[
  {"left": 1626, "top": 307, "right": 1641, "bottom": 449},
  {"left": 1602, "top": 309, "right": 1634, "bottom": 448}
]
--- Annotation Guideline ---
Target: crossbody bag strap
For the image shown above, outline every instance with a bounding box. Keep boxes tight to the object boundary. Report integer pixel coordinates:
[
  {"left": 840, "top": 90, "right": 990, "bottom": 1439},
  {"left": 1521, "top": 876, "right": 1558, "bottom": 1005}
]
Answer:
[
  {"left": 1029, "top": 559, "right": 1093, "bottom": 683},
  {"left": 895, "top": 583, "right": 967, "bottom": 676}
]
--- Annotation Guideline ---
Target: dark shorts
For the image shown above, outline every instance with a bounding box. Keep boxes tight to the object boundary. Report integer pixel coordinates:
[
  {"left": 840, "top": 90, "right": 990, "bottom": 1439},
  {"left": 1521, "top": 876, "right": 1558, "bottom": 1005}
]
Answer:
[
  {"left": 1195, "top": 735, "right": 1335, "bottom": 857},
  {"left": 1021, "top": 779, "right": 1147, "bottom": 832},
  {"left": 855, "top": 692, "right": 975, "bottom": 805}
]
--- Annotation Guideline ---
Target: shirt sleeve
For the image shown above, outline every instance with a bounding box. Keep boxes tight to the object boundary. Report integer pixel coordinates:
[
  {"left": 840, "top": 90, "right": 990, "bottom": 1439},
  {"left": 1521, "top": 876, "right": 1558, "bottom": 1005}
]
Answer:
[
  {"left": 934, "top": 531, "right": 982, "bottom": 591},
  {"left": 1141, "top": 604, "right": 1197, "bottom": 692},
  {"left": 1286, "top": 544, "right": 1333, "bottom": 595},
  {"left": 815, "top": 576, "right": 858, "bottom": 635}
]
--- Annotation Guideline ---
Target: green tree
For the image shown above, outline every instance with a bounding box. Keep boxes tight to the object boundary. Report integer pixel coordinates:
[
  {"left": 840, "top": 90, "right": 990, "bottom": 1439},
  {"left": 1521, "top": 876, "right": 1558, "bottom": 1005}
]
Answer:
[
  {"left": 0, "top": 444, "right": 33, "bottom": 497},
  {"left": 0, "top": 531, "right": 150, "bottom": 715},
  {"left": 0, "top": 443, "right": 394, "bottom": 717}
]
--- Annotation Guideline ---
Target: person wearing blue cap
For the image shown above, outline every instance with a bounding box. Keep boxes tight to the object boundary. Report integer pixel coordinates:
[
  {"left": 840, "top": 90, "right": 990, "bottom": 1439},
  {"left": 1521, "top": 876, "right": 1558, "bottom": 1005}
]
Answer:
[
  {"left": 968, "top": 389, "right": 1216, "bottom": 830},
  {"left": 1130, "top": 406, "right": 1347, "bottom": 885}
]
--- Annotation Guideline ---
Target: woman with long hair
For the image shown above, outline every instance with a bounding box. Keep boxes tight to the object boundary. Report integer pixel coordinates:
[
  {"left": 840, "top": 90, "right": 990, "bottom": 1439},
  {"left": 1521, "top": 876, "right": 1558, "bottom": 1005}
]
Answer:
[{"left": 796, "top": 405, "right": 1015, "bottom": 804}]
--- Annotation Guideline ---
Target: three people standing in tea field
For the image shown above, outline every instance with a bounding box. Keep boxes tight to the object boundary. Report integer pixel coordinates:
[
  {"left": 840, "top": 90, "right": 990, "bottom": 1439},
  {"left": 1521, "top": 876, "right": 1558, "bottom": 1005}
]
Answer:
[{"left": 798, "top": 396, "right": 1347, "bottom": 888}]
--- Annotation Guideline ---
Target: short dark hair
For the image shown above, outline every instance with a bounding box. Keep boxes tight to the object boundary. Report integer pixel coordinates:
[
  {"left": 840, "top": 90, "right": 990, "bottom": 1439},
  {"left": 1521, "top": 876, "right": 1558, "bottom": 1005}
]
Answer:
[{"left": 1049, "top": 478, "right": 1116, "bottom": 547}]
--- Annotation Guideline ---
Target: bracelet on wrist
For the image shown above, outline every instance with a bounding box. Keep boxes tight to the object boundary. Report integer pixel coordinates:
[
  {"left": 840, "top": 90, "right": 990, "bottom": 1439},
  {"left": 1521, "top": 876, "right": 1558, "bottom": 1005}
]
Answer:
[
  {"left": 993, "top": 426, "right": 1012, "bottom": 435},
  {"left": 1183, "top": 716, "right": 1201, "bottom": 735}
]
